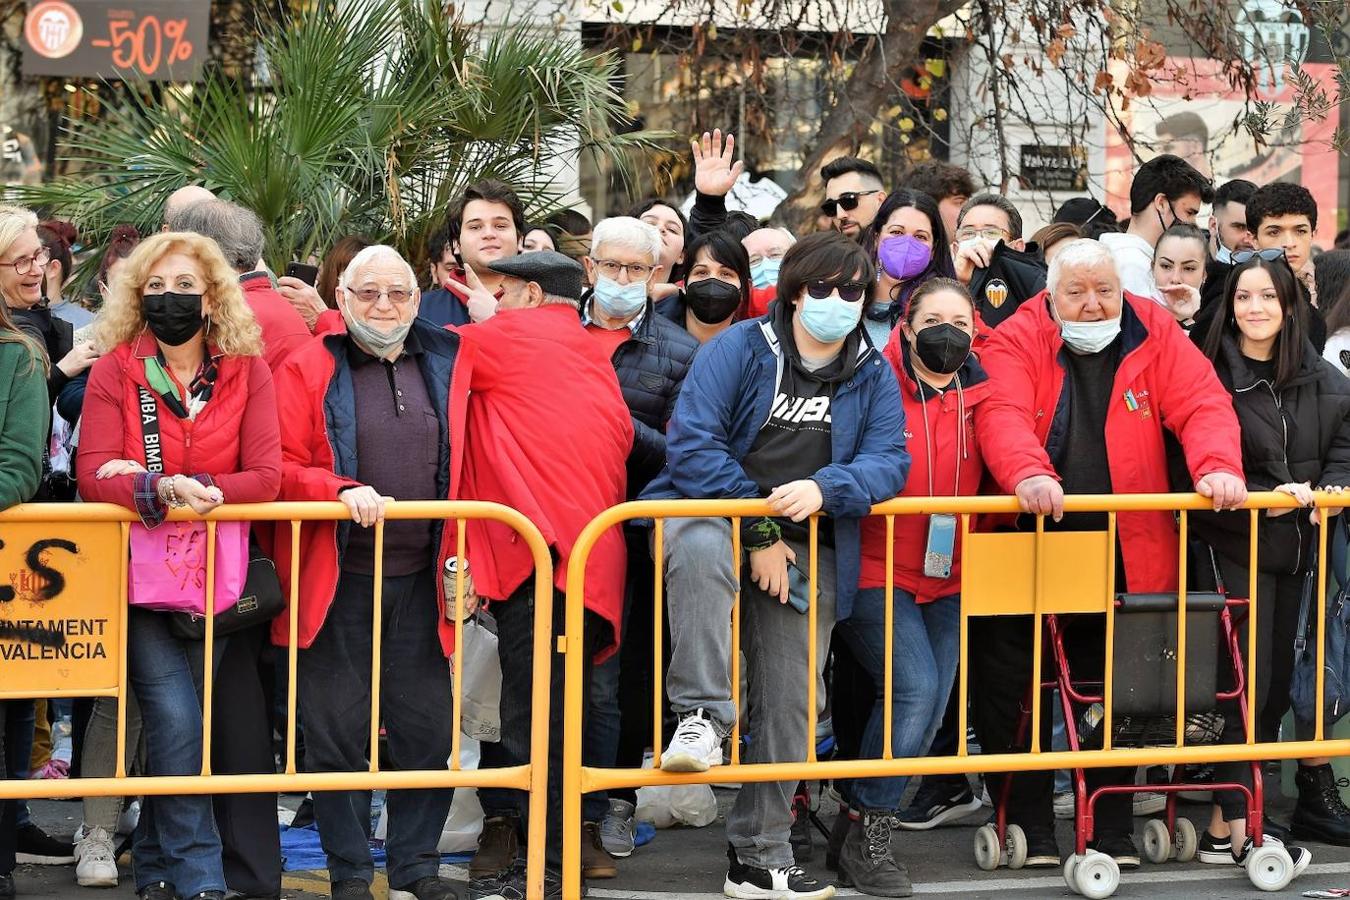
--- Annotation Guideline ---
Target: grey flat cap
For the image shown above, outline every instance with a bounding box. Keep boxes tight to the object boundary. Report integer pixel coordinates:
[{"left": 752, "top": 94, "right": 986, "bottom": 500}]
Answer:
[{"left": 487, "top": 250, "right": 586, "bottom": 301}]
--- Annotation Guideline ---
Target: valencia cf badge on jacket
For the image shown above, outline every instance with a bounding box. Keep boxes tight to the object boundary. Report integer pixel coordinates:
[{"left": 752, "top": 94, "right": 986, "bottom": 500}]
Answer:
[{"left": 984, "top": 278, "right": 1009, "bottom": 309}]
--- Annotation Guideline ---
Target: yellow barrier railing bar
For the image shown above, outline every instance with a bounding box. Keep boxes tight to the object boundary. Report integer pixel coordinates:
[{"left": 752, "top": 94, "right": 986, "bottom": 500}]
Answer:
[
  {"left": 652, "top": 518, "right": 665, "bottom": 766},
  {"left": 731, "top": 518, "right": 742, "bottom": 766},
  {"left": 451, "top": 521, "right": 466, "bottom": 772},
  {"left": 807, "top": 515, "right": 819, "bottom": 763},
  {"left": 1102, "top": 511, "right": 1117, "bottom": 751},
  {"left": 203, "top": 518, "right": 217, "bottom": 777},
  {"left": 561, "top": 492, "right": 1347, "bottom": 897},
  {"left": 957, "top": 512, "right": 970, "bottom": 758},
  {"left": 1317, "top": 510, "right": 1329, "bottom": 741},
  {"left": 1248, "top": 508, "right": 1259, "bottom": 744},
  {"left": 370, "top": 521, "right": 385, "bottom": 774},
  {"left": 286, "top": 520, "right": 301, "bottom": 775},
  {"left": 0, "top": 499, "right": 554, "bottom": 900},
  {"left": 883, "top": 514, "right": 895, "bottom": 760}
]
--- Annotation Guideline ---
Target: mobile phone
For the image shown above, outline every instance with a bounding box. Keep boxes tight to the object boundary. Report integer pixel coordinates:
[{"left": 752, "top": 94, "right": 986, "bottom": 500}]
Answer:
[
  {"left": 785, "top": 563, "right": 811, "bottom": 615},
  {"left": 924, "top": 513, "right": 957, "bottom": 579},
  {"left": 284, "top": 262, "right": 319, "bottom": 286}
]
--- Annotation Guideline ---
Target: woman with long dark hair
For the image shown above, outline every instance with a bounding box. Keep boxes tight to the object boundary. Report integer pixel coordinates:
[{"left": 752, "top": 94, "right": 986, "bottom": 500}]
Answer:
[
  {"left": 862, "top": 189, "right": 954, "bottom": 348},
  {"left": 1193, "top": 254, "right": 1350, "bottom": 876}
]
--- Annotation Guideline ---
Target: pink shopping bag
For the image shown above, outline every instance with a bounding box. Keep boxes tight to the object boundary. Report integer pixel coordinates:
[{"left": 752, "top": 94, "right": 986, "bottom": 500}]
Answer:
[{"left": 127, "top": 520, "right": 249, "bottom": 614}]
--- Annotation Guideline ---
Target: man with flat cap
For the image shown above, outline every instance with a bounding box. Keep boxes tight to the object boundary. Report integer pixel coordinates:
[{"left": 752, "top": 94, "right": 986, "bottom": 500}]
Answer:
[{"left": 453, "top": 247, "right": 634, "bottom": 898}]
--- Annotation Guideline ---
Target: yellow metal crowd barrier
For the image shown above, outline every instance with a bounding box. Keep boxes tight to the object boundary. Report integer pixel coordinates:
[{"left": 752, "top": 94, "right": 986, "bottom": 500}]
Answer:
[
  {"left": 560, "top": 492, "right": 1350, "bottom": 894},
  {"left": 0, "top": 500, "right": 554, "bottom": 900}
]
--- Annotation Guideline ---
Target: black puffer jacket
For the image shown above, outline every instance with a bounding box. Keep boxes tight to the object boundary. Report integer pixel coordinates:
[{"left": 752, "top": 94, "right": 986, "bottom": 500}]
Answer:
[
  {"left": 1193, "top": 334, "right": 1350, "bottom": 573},
  {"left": 597, "top": 299, "right": 700, "bottom": 497}
]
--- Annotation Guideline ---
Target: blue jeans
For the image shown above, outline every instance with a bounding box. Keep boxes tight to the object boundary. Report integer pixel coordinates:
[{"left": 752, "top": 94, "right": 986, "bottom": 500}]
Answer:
[
  {"left": 834, "top": 588, "right": 960, "bottom": 812},
  {"left": 127, "top": 607, "right": 227, "bottom": 897},
  {"left": 2, "top": 701, "right": 34, "bottom": 828}
]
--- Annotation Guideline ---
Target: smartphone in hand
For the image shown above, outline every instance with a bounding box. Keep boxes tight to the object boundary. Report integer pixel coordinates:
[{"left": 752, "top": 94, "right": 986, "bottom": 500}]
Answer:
[{"left": 284, "top": 262, "right": 319, "bottom": 286}]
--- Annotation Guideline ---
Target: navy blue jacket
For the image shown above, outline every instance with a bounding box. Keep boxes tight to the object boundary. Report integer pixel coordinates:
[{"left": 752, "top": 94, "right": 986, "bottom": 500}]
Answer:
[
  {"left": 642, "top": 317, "right": 910, "bottom": 618},
  {"left": 418, "top": 287, "right": 472, "bottom": 328}
]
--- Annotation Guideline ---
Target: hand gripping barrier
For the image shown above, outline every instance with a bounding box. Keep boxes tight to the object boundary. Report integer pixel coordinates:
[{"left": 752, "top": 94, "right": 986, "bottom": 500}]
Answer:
[
  {"left": 560, "top": 492, "right": 1350, "bottom": 896},
  {"left": 0, "top": 500, "right": 554, "bottom": 900}
]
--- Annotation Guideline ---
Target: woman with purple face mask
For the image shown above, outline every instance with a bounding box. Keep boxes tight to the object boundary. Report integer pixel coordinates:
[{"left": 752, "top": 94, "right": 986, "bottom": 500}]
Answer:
[{"left": 863, "top": 189, "right": 955, "bottom": 349}]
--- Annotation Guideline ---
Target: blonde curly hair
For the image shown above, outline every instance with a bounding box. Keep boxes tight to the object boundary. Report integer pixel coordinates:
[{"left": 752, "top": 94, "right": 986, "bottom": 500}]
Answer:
[{"left": 96, "top": 231, "right": 262, "bottom": 356}]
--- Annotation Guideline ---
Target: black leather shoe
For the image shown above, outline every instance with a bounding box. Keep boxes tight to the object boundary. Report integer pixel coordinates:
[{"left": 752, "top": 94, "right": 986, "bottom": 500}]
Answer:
[{"left": 1292, "top": 764, "right": 1350, "bottom": 846}]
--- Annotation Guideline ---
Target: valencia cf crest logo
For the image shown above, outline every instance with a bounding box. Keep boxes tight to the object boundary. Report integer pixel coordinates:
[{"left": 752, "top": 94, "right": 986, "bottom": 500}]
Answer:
[{"left": 984, "top": 278, "right": 1009, "bottom": 309}]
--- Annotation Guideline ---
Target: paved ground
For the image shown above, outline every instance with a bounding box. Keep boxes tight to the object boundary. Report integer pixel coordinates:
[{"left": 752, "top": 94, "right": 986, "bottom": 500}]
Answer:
[{"left": 12, "top": 770, "right": 1350, "bottom": 899}]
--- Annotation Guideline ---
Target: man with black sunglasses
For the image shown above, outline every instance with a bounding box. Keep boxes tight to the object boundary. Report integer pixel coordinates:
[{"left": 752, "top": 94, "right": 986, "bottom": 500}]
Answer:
[
  {"left": 642, "top": 231, "right": 908, "bottom": 899},
  {"left": 820, "top": 157, "right": 887, "bottom": 240}
]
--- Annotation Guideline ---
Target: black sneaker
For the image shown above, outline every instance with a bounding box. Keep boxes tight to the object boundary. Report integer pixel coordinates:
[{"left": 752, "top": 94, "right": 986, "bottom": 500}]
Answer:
[
  {"left": 790, "top": 784, "right": 814, "bottom": 864},
  {"left": 467, "top": 864, "right": 577, "bottom": 899},
  {"left": 1234, "top": 836, "right": 1311, "bottom": 878},
  {"left": 1022, "top": 825, "right": 1061, "bottom": 868},
  {"left": 14, "top": 822, "right": 75, "bottom": 865},
  {"left": 138, "top": 883, "right": 177, "bottom": 900},
  {"left": 392, "top": 875, "right": 461, "bottom": 900},
  {"left": 893, "top": 777, "right": 980, "bottom": 831},
  {"left": 723, "top": 845, "right": 835, "bottom": 899},
  {"left": 1196, "top": 830, "right": 1233, "bottom": 865},
  {"left": 1089, "top": 832, "right": 1140, "bottom": 870},
  {"left": 331, "top": 878, "right": 375, "bottom": 900}
]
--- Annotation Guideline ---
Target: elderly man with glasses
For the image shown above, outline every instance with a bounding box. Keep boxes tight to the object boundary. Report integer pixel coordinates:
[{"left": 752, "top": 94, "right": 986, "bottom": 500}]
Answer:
[{"left": 273, "top": 244, "right": 468, "bottom": 900}]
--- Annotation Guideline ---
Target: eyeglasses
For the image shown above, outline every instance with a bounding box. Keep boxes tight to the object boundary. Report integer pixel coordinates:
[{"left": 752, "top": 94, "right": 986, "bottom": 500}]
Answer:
[
  {"left": 345, "top": 286, "right": 414, "bottom": 305},
  {"left": 592, "top": 258, "right": 655, "bottom": 282},
  {"left": 0, "top": 247, "right": 51, "bottom": 276},
  {"left": 805, "top": 280, "right": 868, "bottom": 303},
  {"left": 1231, "top": 248, "right": 1288, "bottom": 265},
  {"left": 820, "top": 191, "right": 885, "bottom": 217},
  {"left": 955, "top": 226, "right": 1010, "bottom": 242}
]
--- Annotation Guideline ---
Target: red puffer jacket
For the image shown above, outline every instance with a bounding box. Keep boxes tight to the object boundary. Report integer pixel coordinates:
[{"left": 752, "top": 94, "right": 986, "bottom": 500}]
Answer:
[
  {"left": 76, "top": 334, "right": 281, "bottom": 507},
  {"left": 858, "top": 331, "right": 993, "bottom": 603},
  {"left": 974, "top": 291, "right": 1244, "bottom": 592}
]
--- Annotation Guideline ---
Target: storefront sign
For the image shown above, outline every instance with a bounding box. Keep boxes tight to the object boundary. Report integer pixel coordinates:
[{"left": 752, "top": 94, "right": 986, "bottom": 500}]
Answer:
[
  {"left": 1019, "top": 144, "right": 1089, "bottom": 192},
  {"left": 22, "top": 0, "right": 210, "bottom": 81}
]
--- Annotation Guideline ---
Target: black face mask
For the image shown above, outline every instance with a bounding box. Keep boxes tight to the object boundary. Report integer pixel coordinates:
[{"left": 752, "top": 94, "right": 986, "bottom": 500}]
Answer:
[
  {"left": 684, "top": 278, "right": 742, "bottom": 324},
  {"left": 913, "top": 322, "right": 972, "bottom": 375},
  {"left": 142, "top": 291, "right": 205, "bottom": 347}
]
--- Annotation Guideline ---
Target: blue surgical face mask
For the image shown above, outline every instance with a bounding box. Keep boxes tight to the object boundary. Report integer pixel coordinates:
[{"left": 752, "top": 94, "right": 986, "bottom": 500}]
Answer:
[
  {"left": 1216, "top": 243, "right": 1235, "bottom": 265},
  {"left": 592, "top": 275, "right": 647, "bottom": 319},
  {"left": 751, "top": 257, "right": 782, "bottom": 290},
  {"left": 798, "top": 292, "right": 863, "bottom": 343}
]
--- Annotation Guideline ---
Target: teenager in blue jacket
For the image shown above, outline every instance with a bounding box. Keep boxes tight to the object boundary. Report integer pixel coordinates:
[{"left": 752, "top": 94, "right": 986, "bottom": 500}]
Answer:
[{"left": 642, "top": 230, "right": 909, "bottom": 900}]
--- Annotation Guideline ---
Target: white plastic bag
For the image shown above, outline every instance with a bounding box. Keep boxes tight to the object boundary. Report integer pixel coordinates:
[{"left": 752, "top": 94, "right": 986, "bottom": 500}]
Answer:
[
  {"left": 374, "top": 737, "right": 485, "bottom": 853},
  {"left": 450, "top": 614, "right": 502, "bottom": 742},
  {"left": 634, "top": 754, "right": 718, "bottom": 828}
]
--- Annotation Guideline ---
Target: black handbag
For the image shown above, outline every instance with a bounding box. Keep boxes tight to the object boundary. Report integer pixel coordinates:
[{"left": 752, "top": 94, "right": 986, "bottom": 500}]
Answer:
[{"left": 168, "top": 537, "right": 285, "bottom": 640}]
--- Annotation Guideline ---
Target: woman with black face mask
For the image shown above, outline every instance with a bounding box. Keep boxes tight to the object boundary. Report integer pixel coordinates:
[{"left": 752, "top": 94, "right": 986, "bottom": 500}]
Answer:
[
  {"left": 656, "top": 229, "right": 750, "bottom": 343},
  {"left": 829, "top": 278, "right": 996, "bottom": 893},
  {"left": 76, "top": 231, "right": 281, "bottom": 900}
]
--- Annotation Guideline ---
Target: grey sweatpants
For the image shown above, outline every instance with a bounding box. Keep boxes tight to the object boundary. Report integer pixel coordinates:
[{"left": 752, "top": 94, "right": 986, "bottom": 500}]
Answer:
[{"left": 661, "top": 517, "right": 836, "bottom": 868}]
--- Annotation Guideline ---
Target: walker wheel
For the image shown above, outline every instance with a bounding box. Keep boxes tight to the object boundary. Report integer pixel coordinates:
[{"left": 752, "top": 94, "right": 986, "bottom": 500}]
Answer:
[
  {"left": 1245, "top": 844, "right": 1294, "bottom": 892},
  {"left": 1005, "top": 823, "right": 1028, "bottom": 869},
  {"left": 1074, "top": 850, "right": 1121, "bottom": 899},
  {"left": 973, "top": 823, "right": 1002, "bottom": 871},
  {"left": 1063, "top": 853, "right": 1084, "bottom": 892},
  {"left": 1174, "top": 817, "right": 1198, "bottom": 863},
  {"left": 1142, "top": 819, "right": 1171, "bottom": 864}
]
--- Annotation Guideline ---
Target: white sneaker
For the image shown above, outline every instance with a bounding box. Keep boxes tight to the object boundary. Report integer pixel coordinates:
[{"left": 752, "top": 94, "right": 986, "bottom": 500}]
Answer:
[
  {"left": 74, "top": 826, "right": 119, "bottom": 888},
  {"left": 1132, "top": 791, "right": 1166, "bottom": 816},
  {"left": 660, "top": 709, "right": 723, "bottom": 773}
]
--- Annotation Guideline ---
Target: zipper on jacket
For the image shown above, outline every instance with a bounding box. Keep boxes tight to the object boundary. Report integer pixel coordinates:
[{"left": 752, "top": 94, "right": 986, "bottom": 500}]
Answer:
[{"left": 1238, "top": 378, "right": 1301, "bottom": 574}]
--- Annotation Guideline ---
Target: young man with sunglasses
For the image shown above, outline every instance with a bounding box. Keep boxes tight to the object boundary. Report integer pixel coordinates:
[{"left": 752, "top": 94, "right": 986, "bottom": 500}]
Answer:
[
  {"left": 641, "top": 231, "right": 908, "bottom": 899},
  {"left": 1100, "top": 154, "right": 1212, "bottom": 311},
  {"left": 820, "top": 157, "right": 888, "bottom": 239},
  {"left": 1192, "top": 183, "right": 1327, "bottom": 352}
]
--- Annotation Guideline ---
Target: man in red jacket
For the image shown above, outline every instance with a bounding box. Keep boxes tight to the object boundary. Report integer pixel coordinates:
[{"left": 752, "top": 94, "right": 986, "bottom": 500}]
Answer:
[
  {"left": 972, "top": 238, "right": 1246, "bottom": 871},
  {"left": 167, "top": 200, "right": 311, "bottom": 372},
  {"left": 273, "top": 244, "right": 467, "bottom": 900},
  {"left": 456, "top": 251, "right": 633, "bottom": 899}
]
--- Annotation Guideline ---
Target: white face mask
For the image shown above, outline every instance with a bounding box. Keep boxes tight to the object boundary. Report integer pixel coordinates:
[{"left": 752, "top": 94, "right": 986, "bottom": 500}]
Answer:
[
  {"left": 1051, "top": 294, "right": 1122, "bottom": 354},
  {"left": 956, "top": 237, "right": 985, "bottom": 256}
]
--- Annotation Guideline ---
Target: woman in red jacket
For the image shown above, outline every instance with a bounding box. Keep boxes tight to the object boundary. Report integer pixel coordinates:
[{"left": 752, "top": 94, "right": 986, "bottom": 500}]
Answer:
[
  {"left": 76, "top": 231, "right": 281, "bottom": 900},
  {"left": 832, "top": 278, "right": 993, "bottom": 893}
]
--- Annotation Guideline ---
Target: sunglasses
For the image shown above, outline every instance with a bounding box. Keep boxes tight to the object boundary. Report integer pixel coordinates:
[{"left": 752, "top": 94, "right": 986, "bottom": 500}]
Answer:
[
  {"left": 805, "top": 280, "right": 868, "bottom": 303},
  {"left": 1231, "top": 248, "right": 1288, "bottom": 265},
  {"left": 820, "top": 190, "right": 884, "bottom": 218}
]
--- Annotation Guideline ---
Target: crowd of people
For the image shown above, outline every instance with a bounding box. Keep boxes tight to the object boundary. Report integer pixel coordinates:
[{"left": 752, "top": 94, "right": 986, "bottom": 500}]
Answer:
[{"left": 1, "top": 130, "right": 1350, "bottom": 900}]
